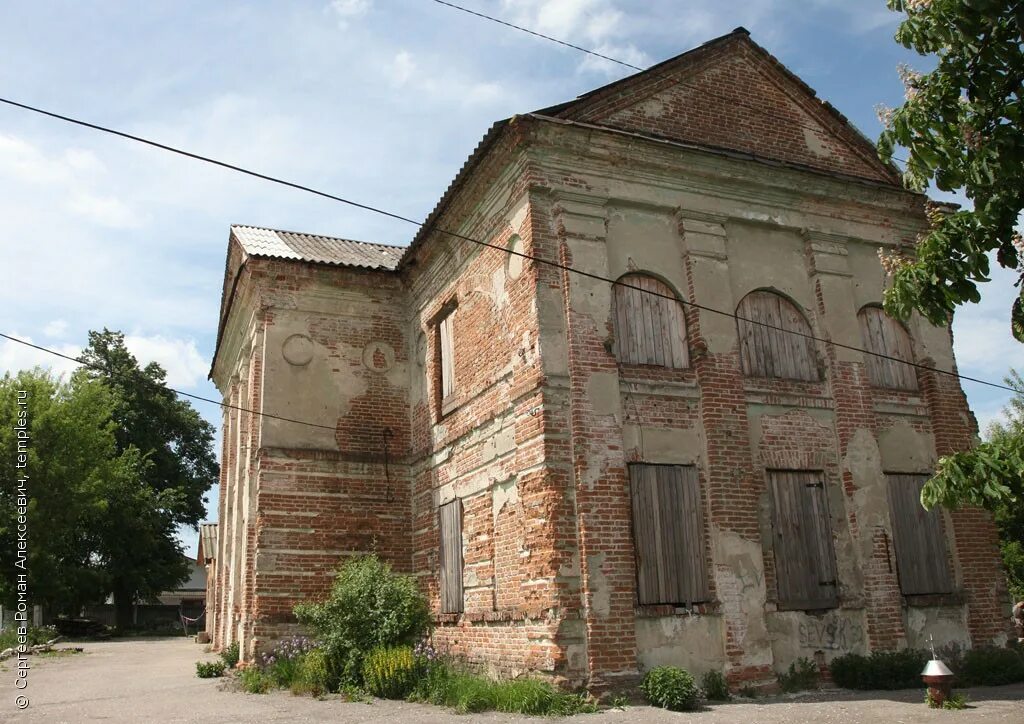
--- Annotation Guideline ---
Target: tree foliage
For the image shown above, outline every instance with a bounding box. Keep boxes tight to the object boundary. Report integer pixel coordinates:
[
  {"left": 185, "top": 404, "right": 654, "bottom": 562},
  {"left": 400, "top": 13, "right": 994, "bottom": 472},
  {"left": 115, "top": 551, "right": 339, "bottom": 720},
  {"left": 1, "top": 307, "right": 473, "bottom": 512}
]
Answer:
[
  {"left": 878, "top": 2, "right": 1024, "bottom": 527},
  {"left": 77, "top": 330, "right": 218, "bottom": 624},
  {"left": 922, "top": 370, "right": 1024, "bottom": 599},
  {"left": 878, "top": 0, "right": 1024, "bottom": 338},
  {"left": 0, "top": 370, "right": 143, "bottom": 614},
  {"left": 0, "top": 330, "right": 218, "bottom": 623}
]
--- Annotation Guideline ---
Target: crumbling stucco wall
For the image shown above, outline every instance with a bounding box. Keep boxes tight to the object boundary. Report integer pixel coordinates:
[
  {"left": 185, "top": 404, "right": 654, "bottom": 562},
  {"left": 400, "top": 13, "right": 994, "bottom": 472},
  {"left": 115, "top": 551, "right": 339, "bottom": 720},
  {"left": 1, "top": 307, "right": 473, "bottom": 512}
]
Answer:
[{"left": 524, "top": 113, "right": 1007, "bottom": 685}]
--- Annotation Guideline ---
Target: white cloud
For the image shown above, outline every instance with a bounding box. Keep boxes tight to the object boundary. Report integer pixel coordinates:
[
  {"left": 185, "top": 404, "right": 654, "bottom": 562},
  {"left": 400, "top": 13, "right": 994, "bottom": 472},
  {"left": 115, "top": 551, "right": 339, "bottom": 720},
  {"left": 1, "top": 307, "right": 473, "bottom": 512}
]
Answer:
[
  {"left": 503, "top": 0, "right": 650, "bottom": 76},
  {"left": 0, "top": 133, "right": 141, "bottom": 229},
  {"left": 389, "top": 50, "right": 416, "bottom": 86},
  {"left": 124, "top": 334, "right": 209, "bottom": 389},
  {"left": 67, "top": 191, "right": 143, "bottom": 229},
  {"left": 327, "top": 0, "right": 372, "bottom": 29},
  {"left": 43, "top": 320, "right": 69, "bottom": 338},
  {"left": 0, "top": 334, "right": 81, "bottom": 379}
]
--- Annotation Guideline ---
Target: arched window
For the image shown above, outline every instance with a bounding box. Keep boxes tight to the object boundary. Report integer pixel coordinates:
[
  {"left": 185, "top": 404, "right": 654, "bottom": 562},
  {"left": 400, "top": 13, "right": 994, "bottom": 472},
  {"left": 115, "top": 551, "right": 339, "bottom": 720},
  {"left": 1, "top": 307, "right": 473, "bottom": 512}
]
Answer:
[
  {"left": 612, "top": 274, "right": 689, "bottom": 368},
  {"left": 736, "top": 290, "right": 819, "bottom": 381},
  {"left": 858, "top": 306, "right": 918, "bottom": 390}
]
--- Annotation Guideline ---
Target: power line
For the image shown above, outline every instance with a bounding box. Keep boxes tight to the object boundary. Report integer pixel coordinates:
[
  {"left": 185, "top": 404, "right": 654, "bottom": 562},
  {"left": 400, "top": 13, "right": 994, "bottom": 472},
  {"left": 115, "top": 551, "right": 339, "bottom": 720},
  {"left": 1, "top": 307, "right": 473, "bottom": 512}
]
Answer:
[
  {"left": 430, "top": 0, "right": 912, "bottom": 167},
  {"left": 0, "top": 332, "right": 337, "bottom": 430},
  {"left": 0, "top": 96, "right": 1012, "bottom": 396}
]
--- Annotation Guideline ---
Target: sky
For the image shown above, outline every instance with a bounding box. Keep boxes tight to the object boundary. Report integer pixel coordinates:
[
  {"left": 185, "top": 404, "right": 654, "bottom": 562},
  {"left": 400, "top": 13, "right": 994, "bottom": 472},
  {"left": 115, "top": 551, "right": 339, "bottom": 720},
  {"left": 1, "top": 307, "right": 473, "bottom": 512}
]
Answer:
[{"left": 1, "top": 1, "right": 1020, "bottom": 558}]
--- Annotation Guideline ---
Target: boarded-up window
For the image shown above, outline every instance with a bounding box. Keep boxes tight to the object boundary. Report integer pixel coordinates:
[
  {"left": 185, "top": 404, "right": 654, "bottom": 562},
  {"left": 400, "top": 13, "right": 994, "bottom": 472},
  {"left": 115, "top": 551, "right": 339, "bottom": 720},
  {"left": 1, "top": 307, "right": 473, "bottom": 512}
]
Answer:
[
  {"left": 858, "top": 306, "right": 918, "bottom": 391},
  {"left": 886, "top": 474, "right": 953, "bottom": 595},
  {"left": 629, "top": 464, "right": 709, "bottom": 605},
  {"left": 613, "top": 274, "right": 689, "bottom": 368},
  {"left": 768, "top": 470, "right": 838, "bottom": 610},
  {"left": 438, "top": 499, "right": 464, "bottom": 613},
  {"left": 737, "top": 291, "right": 819, "bottom": 381},
  {"left": 438, "top": 308, "right": 456, "bottom": 401}
]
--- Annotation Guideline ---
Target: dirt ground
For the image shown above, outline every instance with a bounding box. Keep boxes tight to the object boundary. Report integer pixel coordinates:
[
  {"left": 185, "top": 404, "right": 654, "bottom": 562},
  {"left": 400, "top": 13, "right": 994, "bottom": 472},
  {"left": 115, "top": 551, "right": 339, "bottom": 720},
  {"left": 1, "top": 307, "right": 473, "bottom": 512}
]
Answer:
[{"left": 2, "top": 637, "right": 1022, "bottom": 723}]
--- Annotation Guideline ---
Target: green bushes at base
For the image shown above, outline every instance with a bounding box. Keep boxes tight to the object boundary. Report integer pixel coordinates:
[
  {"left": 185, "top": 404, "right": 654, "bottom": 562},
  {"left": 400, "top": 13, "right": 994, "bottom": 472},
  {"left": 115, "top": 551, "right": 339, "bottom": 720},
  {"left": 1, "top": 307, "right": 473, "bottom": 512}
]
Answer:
[
  {"left": 777, "top": 657, "right": 819, "bottom": 692},
  {"left": 220, "top": 641, "right": 240, "bottom": 669},
  {"left": 830, "top": 649, "right": 927, "bottom": 690},
  {"left": 701, "top": 670, "right": 730, "bottom": 701},
  {"left": 293, "top": 554, "right": 430, "bottom": 686},
  {"left": 239, "top": 666, "right": 272, "bottom": 694},
  {"left": 409, "top": 660, "right": 596, "bottom": 715},
  {"left": 831, "top": 645, "right": 1024, "bottom": 691},
  {"left": 291, "top": 649, "right": 333, "bottom": 697},
  {"left": 957, "top": 646, "right": 1024, "bottom": 687},
  {"left": 640, "top": 666, "right": 701, "bottom": 711},
  {"left": 195, "top": 661, "right": 226, "bottom": 678},
  {"left": 363, "top": 646, "right": 421, "bottom": 699}
]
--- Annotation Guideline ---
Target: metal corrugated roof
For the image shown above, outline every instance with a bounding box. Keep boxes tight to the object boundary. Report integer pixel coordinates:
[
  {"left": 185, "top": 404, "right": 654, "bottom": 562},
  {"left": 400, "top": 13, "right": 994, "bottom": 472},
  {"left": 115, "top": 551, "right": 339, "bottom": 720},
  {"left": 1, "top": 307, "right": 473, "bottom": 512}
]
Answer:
[
  {"left": 198, "top": 523, "right": 218, "bottom": 563},
  {"left": 231, "top": 225, "right": 404, "bottom": 271}
]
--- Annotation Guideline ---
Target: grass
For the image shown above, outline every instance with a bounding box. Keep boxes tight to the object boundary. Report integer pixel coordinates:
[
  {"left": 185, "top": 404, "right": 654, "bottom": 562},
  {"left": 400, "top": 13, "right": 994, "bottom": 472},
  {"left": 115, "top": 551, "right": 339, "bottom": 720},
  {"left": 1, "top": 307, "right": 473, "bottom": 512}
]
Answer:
[
  {"left": 410, "top": 662, "right": 597, "bottom": 715},
  {"left": 36, "top": 648, "right": 82, "bottom": 659},
  {"left": 239, "top": 666, "right": 273, "bottom": 693},
  {"left": 0, "top": 625, "right": 58, "bottom": 651}
]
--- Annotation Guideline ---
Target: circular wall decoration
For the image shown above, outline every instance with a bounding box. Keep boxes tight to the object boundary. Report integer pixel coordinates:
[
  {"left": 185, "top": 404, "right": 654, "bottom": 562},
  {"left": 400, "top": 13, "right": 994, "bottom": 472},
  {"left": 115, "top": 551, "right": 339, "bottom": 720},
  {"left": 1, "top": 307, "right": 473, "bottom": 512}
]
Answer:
[
  {"left": 282, "top": 334, "right": 314, "bottom": 366},
  {"left": 362, "top": 342, "right": 395, "bottom": 373},
  {"left": 506, "top": 235, "right": 524, "bottom": 280}
]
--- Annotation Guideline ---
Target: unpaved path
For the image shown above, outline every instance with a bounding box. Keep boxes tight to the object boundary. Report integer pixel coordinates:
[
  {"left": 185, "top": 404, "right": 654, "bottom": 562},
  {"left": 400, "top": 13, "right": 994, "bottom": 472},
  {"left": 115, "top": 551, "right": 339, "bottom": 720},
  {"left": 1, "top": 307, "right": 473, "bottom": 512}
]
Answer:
[{"left": 3, "top": 637, "right": 1022, "bottom": 723}]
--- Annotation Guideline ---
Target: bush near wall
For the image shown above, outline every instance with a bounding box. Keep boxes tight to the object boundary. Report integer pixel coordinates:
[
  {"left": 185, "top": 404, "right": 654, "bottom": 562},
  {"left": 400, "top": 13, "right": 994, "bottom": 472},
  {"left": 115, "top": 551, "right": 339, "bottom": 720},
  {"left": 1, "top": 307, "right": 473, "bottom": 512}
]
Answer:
[
  {"left": 640, "top": 667, "right": 701, "bottom": 711},
  {"left": 294, "top": 554, "right": 430, "bottom": 687},
  {"left": 830, "top": 646, "right": 1024, "bottom": 690},
  {"left": 830, "top": 650, "right": 928, "bottom": 690}
]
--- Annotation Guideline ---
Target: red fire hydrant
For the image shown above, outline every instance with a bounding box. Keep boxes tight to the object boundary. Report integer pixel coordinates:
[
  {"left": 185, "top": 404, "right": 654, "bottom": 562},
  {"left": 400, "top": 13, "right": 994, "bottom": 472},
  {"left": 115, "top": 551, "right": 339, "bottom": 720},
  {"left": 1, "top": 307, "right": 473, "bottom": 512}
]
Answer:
[{"left": 922, "top": 657, "right": 955, "bottom": 707}]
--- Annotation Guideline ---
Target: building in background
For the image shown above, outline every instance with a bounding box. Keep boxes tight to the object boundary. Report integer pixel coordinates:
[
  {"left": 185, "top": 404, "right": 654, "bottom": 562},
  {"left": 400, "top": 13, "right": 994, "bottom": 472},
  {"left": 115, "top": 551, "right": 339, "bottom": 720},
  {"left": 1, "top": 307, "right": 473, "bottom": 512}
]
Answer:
[
  {"left": 207, "top": 29, "right": 1010, "bottom": 688},
  {"left": 197, "top": 523, "right": 218, "bottom": 643}
]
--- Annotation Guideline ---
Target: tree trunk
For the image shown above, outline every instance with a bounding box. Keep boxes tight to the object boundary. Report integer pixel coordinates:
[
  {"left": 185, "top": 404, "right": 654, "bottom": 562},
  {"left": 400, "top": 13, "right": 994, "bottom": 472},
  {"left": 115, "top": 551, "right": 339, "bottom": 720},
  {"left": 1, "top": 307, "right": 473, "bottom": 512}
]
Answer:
[{"left": 112, "top": 584, "right": 134, "bottom": 630}]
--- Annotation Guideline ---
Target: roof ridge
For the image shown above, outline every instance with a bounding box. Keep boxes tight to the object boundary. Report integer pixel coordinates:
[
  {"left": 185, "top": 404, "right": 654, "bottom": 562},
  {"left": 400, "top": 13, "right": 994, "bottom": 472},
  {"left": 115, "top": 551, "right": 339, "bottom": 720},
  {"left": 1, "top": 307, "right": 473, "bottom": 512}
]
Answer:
[{"left": 230, "top": 224, "right": 407, "bottom": 251}]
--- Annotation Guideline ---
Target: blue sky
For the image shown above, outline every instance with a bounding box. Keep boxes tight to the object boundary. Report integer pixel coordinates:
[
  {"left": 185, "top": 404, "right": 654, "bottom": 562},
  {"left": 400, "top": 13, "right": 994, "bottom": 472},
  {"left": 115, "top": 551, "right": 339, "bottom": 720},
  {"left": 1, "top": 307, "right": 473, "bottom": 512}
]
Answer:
[{"left": 1, "top": 1, "right": 1020, "bottom": 557}]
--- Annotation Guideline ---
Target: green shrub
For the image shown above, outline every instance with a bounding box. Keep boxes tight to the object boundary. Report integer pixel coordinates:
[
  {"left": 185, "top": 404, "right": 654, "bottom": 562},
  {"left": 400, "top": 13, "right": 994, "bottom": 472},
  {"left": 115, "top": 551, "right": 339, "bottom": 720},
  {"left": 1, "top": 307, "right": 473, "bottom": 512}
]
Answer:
[
  {"left": 220, "top": 641, "right": 240, "bottom": 669},
  {"left": 830, "top": 649, "right": 928, "bottom": 690},
  {"left": 408, "top": 658, "right": 596, "bottom": 715},
  {"left": 363, "top": 646, "right": 421, "bottom": 699},
  {"left": 927, "top": 690, "right": 969, "bottom": 710},
  {"left": 777, "top": 657, "right": 819, "bottom": 693},
  {"left": 195, "top": 660, "right": 227, "bottom": 678},
  {"left": 240, "top": 666, "right": 272, "bottom": 694},
  {"left": 640, "top": 666, "right": 701, "bottom": 712},
  {"left": 294, "top": 554, "right": 430, "bottom": 685},
  {"left": 260, "top": 636, "right": 317, "bottom": 688},
  {"left": 700, "top": 669, "right": 730, "bottom": 701},
  {"left": 957, "top": 646, "right": 1024, "bottom": 687},
  {"left": 0, "top": 625, "right": 59, "bottom": 651},
  {"left": 292, "top": 649, "right": 333, "bottom": 697}
]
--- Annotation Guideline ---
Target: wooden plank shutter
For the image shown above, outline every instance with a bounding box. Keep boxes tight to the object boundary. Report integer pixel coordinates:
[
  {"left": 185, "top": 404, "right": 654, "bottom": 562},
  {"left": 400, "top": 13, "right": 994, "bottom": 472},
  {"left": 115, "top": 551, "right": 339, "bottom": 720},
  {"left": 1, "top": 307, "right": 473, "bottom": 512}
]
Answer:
[
  {"left": 439, "top": 310, "right": 456, "bottom": 400},
  {"left": 858, "top": 307, "right": 918, "bottom": 391},
  {"left": 629, "top": 464, "right": 708, "bottom": 605},
  {"left": 613, "top": 275, "right": 689, "bottom": 368},
  {"left": 737, "top": 291, "right": 819, "bottom": 381},
  {"left": 886, "top": 474, "right": 953, "bottom": 595},
  {"left": 438, "top": 499, "right": 464, "bottom": 613},
  {"left": 768, "top": 471, "right": 838, "bottom": 610}
]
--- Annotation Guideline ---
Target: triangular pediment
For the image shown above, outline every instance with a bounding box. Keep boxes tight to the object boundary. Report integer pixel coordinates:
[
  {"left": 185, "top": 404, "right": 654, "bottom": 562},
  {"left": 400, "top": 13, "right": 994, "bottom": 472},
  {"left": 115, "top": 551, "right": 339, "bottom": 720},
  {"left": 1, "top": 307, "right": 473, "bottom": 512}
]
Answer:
[{"left": 538, "top": 30, "right": 897, "bottom": 185}]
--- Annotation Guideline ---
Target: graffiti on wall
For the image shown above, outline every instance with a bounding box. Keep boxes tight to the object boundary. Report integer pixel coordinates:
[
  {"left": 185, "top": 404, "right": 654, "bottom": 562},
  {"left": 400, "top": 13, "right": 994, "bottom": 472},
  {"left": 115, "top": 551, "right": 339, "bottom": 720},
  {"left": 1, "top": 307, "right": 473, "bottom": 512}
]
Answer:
[{"left": 798, "top": 617, "right": 864, "bottom": 651}]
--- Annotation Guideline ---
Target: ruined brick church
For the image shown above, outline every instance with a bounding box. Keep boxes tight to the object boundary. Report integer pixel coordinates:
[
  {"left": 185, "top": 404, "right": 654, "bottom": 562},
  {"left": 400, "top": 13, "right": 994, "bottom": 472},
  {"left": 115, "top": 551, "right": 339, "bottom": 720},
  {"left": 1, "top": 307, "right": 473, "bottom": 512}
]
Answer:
[{"left": 208, "top": 29, "right": 1010, "bottom": 687}]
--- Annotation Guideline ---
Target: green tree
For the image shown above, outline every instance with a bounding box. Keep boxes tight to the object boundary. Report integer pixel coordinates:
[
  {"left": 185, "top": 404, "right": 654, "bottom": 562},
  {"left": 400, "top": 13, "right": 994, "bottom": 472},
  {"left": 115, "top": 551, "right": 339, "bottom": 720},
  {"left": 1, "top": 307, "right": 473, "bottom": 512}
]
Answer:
[
  {"left": 922, "top": 370, "right": 1024, "bottom": 600},
  {"left": 78, "top": 330, "right": 218, "bottom": 626},
  {"left": 878, "top": 0, "right": 1024, "bottom": 335},
  {"left": 877, "top": 1, "right": 1024, "bottom": 516},
  {"left": 0, "top": 369, "right": 143, "bottom": 615}
]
